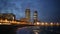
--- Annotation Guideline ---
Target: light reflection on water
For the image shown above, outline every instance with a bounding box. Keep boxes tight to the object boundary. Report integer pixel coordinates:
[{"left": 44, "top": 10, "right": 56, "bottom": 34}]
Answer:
[{"left": 16, "top": 26, "right": 60, "bottom": 34}]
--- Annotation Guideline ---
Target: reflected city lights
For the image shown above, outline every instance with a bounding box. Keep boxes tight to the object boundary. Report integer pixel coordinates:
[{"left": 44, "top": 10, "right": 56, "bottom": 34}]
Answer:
[{"left": 33, "top": 30, "right": 39, "bottom": 34}]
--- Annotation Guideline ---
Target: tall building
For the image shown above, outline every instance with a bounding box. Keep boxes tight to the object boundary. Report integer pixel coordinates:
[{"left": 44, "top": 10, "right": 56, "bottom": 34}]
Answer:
[
  {"left": 25, "top": 9, "right": 30, "bottom": 21},
  {"left": 33, "top": 11, "right": 38, "bottom": 23}
]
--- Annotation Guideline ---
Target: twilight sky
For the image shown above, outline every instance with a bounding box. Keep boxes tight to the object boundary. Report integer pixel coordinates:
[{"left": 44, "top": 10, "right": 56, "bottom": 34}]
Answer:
[{"left": 0, "top": 0, "right": 60, "bottom": 22}]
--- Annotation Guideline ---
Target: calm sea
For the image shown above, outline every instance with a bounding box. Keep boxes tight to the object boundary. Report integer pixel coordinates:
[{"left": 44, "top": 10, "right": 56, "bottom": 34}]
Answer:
[{"left": 16, "top": 26, "right": 60, "bottom": 34}]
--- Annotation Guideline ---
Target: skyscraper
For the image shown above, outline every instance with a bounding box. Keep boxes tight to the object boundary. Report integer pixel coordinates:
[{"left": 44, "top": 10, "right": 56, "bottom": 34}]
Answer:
[
  {"left": 33, "top": 11, "right": 38, "bottom": 23},
  {"left": 25, "top": 9, "right": 30, "bottom": 21}
]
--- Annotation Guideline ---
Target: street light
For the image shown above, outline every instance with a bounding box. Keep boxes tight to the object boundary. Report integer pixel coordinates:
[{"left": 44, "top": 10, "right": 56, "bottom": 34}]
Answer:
[
  {"left": 50, "top": 22, "right": 53, "bottom": 25},
  {"left": 37, "top": 22, "right": 40, "bottom": 25},
  {"left": 41, "top": 22, "right": 44, "bottom": 25},
  {"left": 56, "top": 23, "right": 59, "bottom": 26},
  {"left": 45, "top": 22, "right": 48, "bottom": 26}
]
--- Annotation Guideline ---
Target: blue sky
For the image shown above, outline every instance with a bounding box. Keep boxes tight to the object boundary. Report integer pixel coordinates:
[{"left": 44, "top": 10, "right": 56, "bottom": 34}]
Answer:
[{"left": 0, "top": 0, "right": 60, "bottom": 22}]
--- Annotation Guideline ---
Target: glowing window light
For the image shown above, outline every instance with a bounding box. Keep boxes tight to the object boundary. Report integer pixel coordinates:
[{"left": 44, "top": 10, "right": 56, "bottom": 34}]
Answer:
[{"left": 13, "top": 17, "right": 14, "bottom": 20}]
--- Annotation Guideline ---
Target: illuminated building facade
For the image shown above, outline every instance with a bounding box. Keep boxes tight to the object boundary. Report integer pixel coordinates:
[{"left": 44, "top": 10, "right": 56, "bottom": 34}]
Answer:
[
  {"left": 33, "top": 11, "right": 38, "bottom": 23},
  {"left": 20, "top": 18, "right": 28, "bottom": 22},
  {"left": 0, "top": 13, "right": 15, "bottom": 21},
  {"left": 25, "top": 9, "right": 30, "bottom": 21}
]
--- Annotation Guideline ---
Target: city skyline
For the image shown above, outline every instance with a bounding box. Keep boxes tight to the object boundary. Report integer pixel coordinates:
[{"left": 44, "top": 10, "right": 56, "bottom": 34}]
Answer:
[
  {"left": 0, "top": 8, "right": 38, "bottom": 22},
  {"left": 0, "top": 0, "right": 60, "bottom": 22},
  {"left": 0, "top": 0, "right": 60, "bottom": 34}
]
